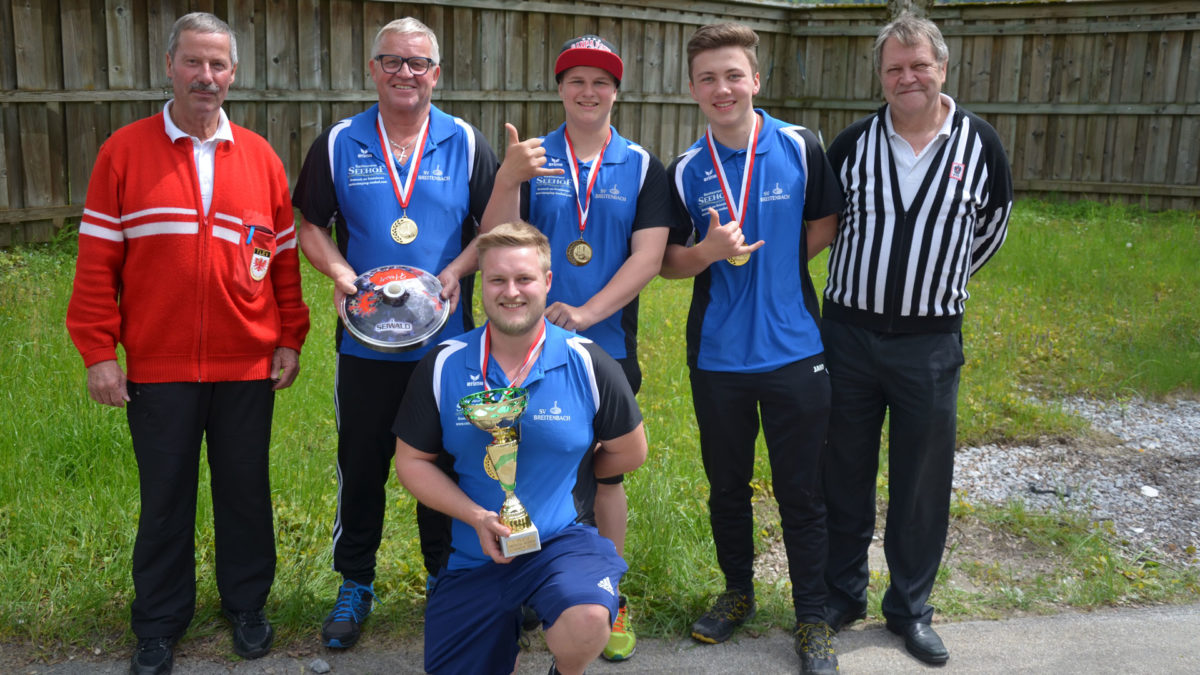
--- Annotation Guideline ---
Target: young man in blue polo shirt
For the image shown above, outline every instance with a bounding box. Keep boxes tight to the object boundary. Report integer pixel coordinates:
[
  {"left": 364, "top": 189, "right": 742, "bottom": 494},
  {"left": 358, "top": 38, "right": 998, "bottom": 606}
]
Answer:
[
  {"left": 662, "top": 22, "right": 843, "bottom": 675},
  {"left": 393, "top": 221, "right": 647, "bottom": 675},
  {"left": 480, "top": 34, "right": 672, "bottom": 661},
  {"left": 293, "top": 17, "right": 497, "bottom": 649}
]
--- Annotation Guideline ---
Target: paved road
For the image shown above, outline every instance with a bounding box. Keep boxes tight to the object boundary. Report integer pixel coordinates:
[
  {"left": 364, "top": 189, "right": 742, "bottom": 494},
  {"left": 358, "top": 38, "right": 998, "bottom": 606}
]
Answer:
[{"left": 14, "top": 603, "right": 1200, "bottom": 674}]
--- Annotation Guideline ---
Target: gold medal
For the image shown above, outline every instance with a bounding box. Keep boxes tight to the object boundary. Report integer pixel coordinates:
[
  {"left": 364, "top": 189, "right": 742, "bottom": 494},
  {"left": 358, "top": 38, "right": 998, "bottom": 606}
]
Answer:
[
  {"left": 566, "top": 239, "right": 593, "bottom": 266},
  {"left": 727, "top": 253, "right": 751, "bottom": 266},
  {"left": 390, "top": 217, "right": 418, "bottom": 245}
]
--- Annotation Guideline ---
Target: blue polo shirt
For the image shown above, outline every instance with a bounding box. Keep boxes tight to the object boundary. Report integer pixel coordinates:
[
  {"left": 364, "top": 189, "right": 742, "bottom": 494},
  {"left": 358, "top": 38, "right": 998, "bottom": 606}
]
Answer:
[
  {"left": 394, "top": 320, "right": 642, "bottom": 570},
  {"left": 293, "top": 103, "right": 498, "bottom": 361},
  {"left": 667, "top": 109, "right": 843, "bottom": 373},
  {"left": 521, "top": 124, "right": 671, "bottom": 359}
]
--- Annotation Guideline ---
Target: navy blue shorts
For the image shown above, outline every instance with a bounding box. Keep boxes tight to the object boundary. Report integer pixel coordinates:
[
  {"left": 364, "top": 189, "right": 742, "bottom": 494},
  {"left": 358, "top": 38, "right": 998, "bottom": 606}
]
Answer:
[{"left": 423, "top": 525, "right": 626, "bottom": 674}]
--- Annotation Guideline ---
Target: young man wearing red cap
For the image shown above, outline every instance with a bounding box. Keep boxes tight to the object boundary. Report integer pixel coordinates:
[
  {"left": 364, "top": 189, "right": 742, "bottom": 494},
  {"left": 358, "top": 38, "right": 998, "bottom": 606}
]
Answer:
[{"left": 481, "top": 34, "right": 672, "bottom": 663}]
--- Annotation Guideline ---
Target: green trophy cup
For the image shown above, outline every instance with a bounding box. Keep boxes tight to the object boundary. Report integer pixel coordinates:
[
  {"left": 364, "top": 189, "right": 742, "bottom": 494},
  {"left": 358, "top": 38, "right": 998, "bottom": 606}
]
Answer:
[{"left": 458, "top": 387, "right": 542, "bottom": 557}]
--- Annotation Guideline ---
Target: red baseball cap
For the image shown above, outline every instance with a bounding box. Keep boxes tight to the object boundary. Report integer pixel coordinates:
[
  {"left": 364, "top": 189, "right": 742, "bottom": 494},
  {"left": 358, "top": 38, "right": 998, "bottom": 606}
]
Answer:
[{"left": 555, "top": 35, "right": 623, "bottom": 87}]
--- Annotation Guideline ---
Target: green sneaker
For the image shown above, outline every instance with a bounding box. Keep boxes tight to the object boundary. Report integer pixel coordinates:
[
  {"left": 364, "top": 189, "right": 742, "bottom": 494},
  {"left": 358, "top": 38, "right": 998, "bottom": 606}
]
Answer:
[
  {"left": 602, "top": 595, "right": 636, "bottom": 661},
  {"left": 690, "top": 589, "right": 756, "bottom": 644}
]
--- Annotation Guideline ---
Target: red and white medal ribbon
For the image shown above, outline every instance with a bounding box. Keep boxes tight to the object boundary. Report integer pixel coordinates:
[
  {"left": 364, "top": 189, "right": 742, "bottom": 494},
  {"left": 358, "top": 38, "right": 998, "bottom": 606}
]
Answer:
[
  {"left": 376, "top": 113, "right": 430, "bottom": 215},
  {"left": 704, "top": 115, "right": 761, "bottom": 230},
  {"left": 564, "top": 128, "right": 613, "bottom": 242},
  {"left": 480, "top": 320, "right": 547, "bottom": 390}
]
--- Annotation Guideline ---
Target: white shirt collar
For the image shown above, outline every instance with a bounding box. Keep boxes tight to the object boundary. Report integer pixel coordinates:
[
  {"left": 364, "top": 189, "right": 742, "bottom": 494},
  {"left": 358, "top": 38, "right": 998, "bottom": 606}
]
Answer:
[
  {"left": 162, "top": 100, "right": 235, "bottom": 145},
  {"left": 885, "top": 93, "right": 956, "bottom": 142}
]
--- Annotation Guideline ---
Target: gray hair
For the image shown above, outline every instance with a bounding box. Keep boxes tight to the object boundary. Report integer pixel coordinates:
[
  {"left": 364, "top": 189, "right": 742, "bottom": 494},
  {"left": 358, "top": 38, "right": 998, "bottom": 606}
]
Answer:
[
  {"left": 874, "top": 12, "right": 948, "bottom": 74},
  {"left": 372, "top": 17, "right": 440, "bottom": 65},
  {"left": 167, "top": 12, "right": 238, "bottom": 66}
]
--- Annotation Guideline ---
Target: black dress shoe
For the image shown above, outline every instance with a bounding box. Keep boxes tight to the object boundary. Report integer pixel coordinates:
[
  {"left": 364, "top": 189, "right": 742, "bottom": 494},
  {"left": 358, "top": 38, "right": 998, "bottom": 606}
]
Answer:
[
  {"left": 824, "top": 603, "right": 868, "bottom": 633},
  {"left": 223, "top": 608, "right": 274, "bottom": 659},
  {"left": 887, "top": 621, "right": 949, "bottom": 664},
  {"left": 129, "top": 636, "right": 174, "bottom": 675}
]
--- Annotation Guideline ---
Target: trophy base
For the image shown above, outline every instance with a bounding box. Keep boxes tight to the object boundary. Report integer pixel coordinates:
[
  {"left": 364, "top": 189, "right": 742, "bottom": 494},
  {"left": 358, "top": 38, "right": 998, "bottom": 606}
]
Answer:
[{"left": 500, "top": 525, "right": 541, "bottom": 558}]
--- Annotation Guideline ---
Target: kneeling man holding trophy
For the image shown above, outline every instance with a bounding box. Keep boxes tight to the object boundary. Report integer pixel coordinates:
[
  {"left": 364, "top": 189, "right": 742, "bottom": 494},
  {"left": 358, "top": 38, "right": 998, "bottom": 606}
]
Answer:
[{"left": 394, "top": 221, "right": 648, "bottom": 675}]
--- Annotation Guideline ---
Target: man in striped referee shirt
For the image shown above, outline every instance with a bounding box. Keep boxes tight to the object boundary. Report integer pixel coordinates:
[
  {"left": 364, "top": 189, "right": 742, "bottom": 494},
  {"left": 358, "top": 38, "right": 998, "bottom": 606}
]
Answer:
[{"left": 819, "top": 13, "right": 1012, "bottom": 666}]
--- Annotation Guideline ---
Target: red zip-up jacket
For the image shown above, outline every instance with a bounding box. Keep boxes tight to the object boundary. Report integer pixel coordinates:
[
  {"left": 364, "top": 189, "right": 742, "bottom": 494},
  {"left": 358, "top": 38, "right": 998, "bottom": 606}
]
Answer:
[{"left": 66, "top": 112, "right": 309, "bottom": 383}]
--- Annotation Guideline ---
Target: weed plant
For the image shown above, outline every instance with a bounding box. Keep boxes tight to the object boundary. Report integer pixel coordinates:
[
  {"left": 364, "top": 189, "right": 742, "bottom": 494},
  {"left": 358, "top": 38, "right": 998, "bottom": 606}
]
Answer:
[{"left": 0, "top": 199, "right": 1197, "bottom": 654}]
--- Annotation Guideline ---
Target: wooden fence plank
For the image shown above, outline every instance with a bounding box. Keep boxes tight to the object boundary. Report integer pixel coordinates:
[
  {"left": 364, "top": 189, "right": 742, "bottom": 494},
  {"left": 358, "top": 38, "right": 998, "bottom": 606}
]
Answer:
[{"left": 105, "top": 0, "right": 136, "bottom": 89}]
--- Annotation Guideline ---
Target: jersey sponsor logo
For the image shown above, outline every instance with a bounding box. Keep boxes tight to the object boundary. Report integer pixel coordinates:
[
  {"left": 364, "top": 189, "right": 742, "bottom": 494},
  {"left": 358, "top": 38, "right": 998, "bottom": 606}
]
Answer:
[
  {"left": 950, "top": 162, "right": 965, "bottom": 181},
  {"left": 531, "top": 400, "right": 571, "bottom": 422},
  {"left": 357, "top": 147, "right": 373, "bottom": 159},
  {"left": 761, "top": 182, "right": 791, "bottom": 203},
  {"left": 592, "top": 182, "right": 627, "bottom": 203},
  {"left": 420, "top": 163, "right": 452, "bottom": 182},
  {"left": 467, "top": 373, "right": 484, "bottom": 387},
  {"left": 533, "top": 174, "right": 574, "bottom": 198},
  {"left": 347, "top": 163, "right": 387, "bottom": 188},
  {"left": 547, "top": 156, "right": 564, "bottom": 169},
  {"left": 597, "top": 576, "right": 615, "bottom": 596},
  {"left": 703, "top": 169, "right": 717, "bottom": 181},
  {"left": 696, "top": 190, "right": 724, "bottom": 208}
]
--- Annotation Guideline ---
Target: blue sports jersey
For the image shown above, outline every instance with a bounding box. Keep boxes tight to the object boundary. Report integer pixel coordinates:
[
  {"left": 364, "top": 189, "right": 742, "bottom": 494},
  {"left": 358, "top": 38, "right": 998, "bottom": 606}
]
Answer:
[
  {"left": 667, "top": 109, "right": 843, "bottom": 373},
  {"left": 522, "top": 124, "right": 670, "bottom": 359},
  {"left": 396, "top": 320, "right": 641, "bottom": 570},
  {"left": 293, "top": 104, "right": 497, "bottom": 361}
]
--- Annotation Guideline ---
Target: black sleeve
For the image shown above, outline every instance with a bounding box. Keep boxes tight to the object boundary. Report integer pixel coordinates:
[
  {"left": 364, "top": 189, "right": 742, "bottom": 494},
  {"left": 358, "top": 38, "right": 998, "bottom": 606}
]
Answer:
[
  {"left": 631, "top": 152, "right": 672, "bottom": 232},
  {"left": 665, "top": 154, "right": 695, "bottom": 247},
  {"left": 800, "top": 127, "right": 845, "bottom": 221},
  {"left": 519, "top": 180, "right": 532, "bottom": 222},
  {"left": 393, "top": 347, "right": 446, "bottom": 455},
  {"left": 467, "top": 124, "right": 500, "bottom": 226},
  {"left": 292, "top": 125, "right": 339, "bottom": 229},
  {"left": 582, "top": 342, "right": 642, "bottom": 441}
]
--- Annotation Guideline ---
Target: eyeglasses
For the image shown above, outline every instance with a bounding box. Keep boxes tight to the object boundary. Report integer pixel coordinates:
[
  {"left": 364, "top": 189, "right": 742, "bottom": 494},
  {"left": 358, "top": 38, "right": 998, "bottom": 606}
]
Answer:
[{"left": 375, "top": 54, "right": 437, "bottom": 76}]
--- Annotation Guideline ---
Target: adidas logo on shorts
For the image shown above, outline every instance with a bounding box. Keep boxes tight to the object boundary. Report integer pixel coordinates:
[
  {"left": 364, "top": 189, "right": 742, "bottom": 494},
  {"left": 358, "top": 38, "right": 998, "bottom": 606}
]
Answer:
[{"left": 596, "top": 576, "right": 615, "bottom": 596}]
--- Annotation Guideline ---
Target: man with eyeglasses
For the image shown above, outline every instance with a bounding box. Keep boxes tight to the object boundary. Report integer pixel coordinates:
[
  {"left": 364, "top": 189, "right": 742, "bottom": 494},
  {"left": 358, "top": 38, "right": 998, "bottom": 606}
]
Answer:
[{"left": 293, "top": 16, "right": 498, "bottom": 650}]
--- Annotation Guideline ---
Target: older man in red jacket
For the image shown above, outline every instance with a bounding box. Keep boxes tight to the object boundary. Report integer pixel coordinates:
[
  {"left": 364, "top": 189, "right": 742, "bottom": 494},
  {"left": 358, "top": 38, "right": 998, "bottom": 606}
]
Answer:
[{"left": 65, "top": 12, "right": 309, "bottom": 675}]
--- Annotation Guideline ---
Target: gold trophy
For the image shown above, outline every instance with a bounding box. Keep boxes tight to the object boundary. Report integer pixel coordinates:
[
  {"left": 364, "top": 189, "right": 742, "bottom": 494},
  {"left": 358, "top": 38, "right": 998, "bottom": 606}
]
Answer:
[{"left": 458, "top": 387, "right": 541, "bottom": 557}]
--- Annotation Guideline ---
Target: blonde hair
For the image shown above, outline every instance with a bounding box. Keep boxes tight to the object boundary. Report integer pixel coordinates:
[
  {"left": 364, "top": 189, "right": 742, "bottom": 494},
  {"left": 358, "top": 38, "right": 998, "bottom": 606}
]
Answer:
[{"left": 477, "top": 222, "right": 551, "bottom": 272}]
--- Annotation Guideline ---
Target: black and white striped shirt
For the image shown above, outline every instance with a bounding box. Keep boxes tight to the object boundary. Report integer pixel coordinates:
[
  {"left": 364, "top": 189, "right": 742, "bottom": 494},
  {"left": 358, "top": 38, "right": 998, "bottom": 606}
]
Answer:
[{"left": 823, "top": 100, "right": 1012, "bottom": 333}]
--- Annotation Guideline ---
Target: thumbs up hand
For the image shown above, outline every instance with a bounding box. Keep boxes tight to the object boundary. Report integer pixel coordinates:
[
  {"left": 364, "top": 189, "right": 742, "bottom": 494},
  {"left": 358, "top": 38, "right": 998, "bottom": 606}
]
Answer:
[{"left": 497, "top": 123, "right": 565, "bottom": 187}]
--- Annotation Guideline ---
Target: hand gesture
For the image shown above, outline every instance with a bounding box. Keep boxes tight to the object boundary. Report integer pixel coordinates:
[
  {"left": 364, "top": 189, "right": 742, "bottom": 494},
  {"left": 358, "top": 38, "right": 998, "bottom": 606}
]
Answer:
[
  {"left": 497, "top": 123, "right": 565, "bottom": 185},
  {"left": 702, "top": 208, "right": 764, "bottom": 262}
]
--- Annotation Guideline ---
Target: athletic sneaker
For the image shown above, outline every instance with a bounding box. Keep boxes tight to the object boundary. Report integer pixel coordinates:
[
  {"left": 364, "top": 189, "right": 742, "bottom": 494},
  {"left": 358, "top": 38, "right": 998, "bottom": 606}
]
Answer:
[
  {"left": 690, "top": 589, "right": 756, "bottom": 644},
  {"left": 602, "top": 594, "right": 636, "bottom": 661},
  {"left": 321, "top": 579, "right": 375, "bottom": 648},
  {"left": 794, "top": 621, "right": 839, "bottom": 674}
]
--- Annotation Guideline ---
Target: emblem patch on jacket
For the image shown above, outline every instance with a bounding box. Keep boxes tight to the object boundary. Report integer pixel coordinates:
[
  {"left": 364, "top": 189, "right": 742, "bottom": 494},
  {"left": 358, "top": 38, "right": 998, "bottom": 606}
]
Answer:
[{"left": 250, "top": 247, "right": 272, "bottom": 281}]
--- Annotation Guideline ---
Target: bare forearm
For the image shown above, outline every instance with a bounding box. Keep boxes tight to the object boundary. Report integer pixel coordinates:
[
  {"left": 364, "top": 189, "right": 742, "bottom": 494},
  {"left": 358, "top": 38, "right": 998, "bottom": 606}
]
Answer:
[
  {"left": 579, "top": 230, "right": 667, "bottom": 323},
  {"left": 395, "top": 444, "right": 490, "bottom": 524},
  {"left": 298, "top": 219, "right": 355, "bottom": 283}
]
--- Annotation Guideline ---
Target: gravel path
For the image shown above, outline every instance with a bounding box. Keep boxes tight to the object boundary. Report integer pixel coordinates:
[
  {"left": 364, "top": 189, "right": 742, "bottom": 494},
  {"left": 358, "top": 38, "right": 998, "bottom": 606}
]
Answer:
[{"left": 954, "top": 396, "right": 1200, "bottom": 566}]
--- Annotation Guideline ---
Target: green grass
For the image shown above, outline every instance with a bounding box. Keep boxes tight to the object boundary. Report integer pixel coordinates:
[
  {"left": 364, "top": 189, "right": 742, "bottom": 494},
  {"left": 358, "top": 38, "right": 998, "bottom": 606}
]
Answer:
[{"left": 1, "top": 198, "right": 1197, "bottom": 655}]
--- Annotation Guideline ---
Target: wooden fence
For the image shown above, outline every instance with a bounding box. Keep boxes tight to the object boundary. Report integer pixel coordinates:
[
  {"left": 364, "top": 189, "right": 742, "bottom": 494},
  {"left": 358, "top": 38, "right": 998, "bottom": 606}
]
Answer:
[{"left": 2, "top": 0, "right": 1198, "bottom": 245}]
